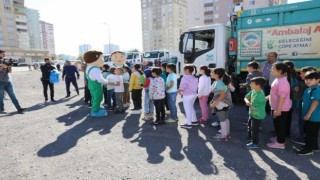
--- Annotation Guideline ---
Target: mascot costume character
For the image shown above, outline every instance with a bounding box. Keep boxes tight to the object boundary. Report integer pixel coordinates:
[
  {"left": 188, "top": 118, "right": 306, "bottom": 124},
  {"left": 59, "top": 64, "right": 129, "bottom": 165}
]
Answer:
[
  {"left": 110, "top": 51, "right": 127, "bottom": 68},
  {"left": 83, "top": 50, "right": 109, "bottom": 117}
]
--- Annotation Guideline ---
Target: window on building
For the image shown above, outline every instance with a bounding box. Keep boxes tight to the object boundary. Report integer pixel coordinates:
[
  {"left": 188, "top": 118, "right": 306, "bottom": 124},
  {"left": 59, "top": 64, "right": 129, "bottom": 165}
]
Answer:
[
  {"left": 249, "top": 1, "right": 255, "bottom": 5},
  {"left": 205, "top": 6, "right": 214, "bottom": 12},
  {"left": 4, "top": 6, "right": 11, "bottom": 11},
  {"left": 205, "top": 15, "right": 214, "bottom": 20},
  {"left": 228, "top": 3, "right": 233, "bottom": 9},
  {"left": 205, "top": 0, "right": 214, "bottom": 3},
  {"left": 6, "top": 19, "right": 14, "bottom": 26},
  {"left": 0, "top": 40, "right": 4, "bottom": 45},
  {"left": 3, "top": 0, "right": 10, "bottom": 4},
  {"left": 7, "top": 27, "right": 14, "bottom": 32},
  {"left": 13, "top": 1, "right": 24, "bottom": 5}
]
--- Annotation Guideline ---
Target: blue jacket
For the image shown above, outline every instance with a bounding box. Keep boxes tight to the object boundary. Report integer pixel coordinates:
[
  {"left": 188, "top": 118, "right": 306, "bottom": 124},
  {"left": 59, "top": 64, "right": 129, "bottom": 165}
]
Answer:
[{"left": 62, "top": 65, "right": 79, "bottom": 78}]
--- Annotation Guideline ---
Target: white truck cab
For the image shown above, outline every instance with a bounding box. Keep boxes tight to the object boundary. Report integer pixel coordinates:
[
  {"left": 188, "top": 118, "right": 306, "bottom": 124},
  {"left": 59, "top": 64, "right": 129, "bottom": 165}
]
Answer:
[{"left": 179, "top": 24, "right": 231, "bottom": 74}]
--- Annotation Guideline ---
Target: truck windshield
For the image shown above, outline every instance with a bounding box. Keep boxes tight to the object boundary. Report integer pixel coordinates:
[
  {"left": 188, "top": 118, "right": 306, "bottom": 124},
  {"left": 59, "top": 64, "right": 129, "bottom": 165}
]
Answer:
[
  {"left": 144, "top": 52, "right": 159, "bottom": 58},
  {"left": 184, "top": 30, "right": 215, "bottom": 53},
  {"left": 126, "top": 54, "right": 134, "bottom": 59}
]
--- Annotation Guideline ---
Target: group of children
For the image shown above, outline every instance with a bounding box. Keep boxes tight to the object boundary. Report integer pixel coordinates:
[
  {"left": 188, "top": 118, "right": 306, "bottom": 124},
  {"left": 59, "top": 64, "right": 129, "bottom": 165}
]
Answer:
[
  {"left": 242, "top": 61, "right": 319, "bottom": 156},
  {"left": 84, "top": 57, "right": 320, "bottom": 156}
]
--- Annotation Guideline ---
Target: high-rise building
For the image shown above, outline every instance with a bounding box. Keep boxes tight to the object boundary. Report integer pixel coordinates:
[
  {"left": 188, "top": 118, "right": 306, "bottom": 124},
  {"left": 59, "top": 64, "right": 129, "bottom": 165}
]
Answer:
[
  {"left": 187, "top": 0, "right": 205, "bottom": 28},
  {"left": 26, "top": 8, "right": 43, "bottom": 50},
  {"left": 141, "top": 0, "right": 187, "bottom": 52},
  {"left": 243, "top": 0, "right": 287, "bottom": 10},
  {"left": 204, "top": 0, "right": 235, "bottom": 26},
  {"left": 0, "top": 0, "right": 48, "bottom": 63},
  {"left": 79, "top": 44, "right": 92, "bottom": 55},
  {"left": 104, "top": 43, "right": 120, "bottom": 54},
  {"left": 40, "top": 21, "right": 55, "bottom": 55}
]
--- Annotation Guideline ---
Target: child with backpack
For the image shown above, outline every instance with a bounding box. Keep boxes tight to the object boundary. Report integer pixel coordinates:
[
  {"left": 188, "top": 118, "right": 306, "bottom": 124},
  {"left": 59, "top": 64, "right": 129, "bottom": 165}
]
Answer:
[
  {"left": 142, "top": 68, "right": 154, "bottom": 120},
  {"left": 210, "top": 68, "right": 232, "bottom": 141},
  {"left": 129, "top": 64, "right": 144, "bottom": 114},
  {"left": 297, "top": 71, "right": 320, "bottom": 155}
]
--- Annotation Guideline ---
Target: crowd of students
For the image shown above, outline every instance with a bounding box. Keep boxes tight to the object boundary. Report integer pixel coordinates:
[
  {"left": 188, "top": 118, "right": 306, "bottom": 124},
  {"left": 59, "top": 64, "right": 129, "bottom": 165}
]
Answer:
[{"left": 83, "top": 56, "right": 319, "bottom": 156}]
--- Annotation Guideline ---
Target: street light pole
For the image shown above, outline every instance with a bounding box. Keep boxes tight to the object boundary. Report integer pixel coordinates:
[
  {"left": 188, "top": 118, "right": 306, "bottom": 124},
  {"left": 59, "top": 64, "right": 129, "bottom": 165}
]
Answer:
[{"left": 103, "top": 23, "right": 111, "bottom": 54}]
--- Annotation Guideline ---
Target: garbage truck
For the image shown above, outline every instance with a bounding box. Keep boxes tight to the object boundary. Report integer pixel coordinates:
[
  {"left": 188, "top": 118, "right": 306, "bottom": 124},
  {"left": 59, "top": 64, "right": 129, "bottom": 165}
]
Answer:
[{"left": 178, "top": 0, "right": 320, "bottom": 77}]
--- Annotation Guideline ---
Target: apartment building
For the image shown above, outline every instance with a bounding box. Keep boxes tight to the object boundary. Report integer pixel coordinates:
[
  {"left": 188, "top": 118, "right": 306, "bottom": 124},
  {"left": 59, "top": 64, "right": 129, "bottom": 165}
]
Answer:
[
  {"left": 104, "top": 43, "right": 120, "bottom": 54},
  {"left": 26, "top": 8, "right": 43, "bottom": 50},
  {"left": 0, "top": 0, "right": 48, "bottom": 63},
  {"left": 79, "top": 44, "right": 92, "bottom": 56},
  {"left": 40, "top": 21, "right": 55, "bottom": 55},
  {"left": 204, "top": 0, "right": 235, "bottom": 25},
  {"left": 141, "top": 0, "right": 187, "bottom": 52},
  {"left": 243, "top": 0, "right": 288, "bottom": 10},
  {"left": 187, "top": 0, "right": 205, "bottom": 28}
]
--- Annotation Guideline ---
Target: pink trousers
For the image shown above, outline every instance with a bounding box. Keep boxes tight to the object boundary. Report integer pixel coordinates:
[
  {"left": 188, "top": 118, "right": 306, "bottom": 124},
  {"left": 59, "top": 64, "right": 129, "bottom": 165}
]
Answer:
[{"left": 199, "top": 96, "right": 209, "bottom": 120}]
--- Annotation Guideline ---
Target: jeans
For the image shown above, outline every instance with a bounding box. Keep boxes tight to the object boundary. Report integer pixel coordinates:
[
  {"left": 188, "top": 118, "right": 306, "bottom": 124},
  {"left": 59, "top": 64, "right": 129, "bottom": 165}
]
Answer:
[
  {"left": 0, "top": 81, "right": 22, "bottom": 111},
  {"left": 144, "top": 89, "right": 154, "bottom": 114},
  {"left": 165, "top": 92, "right": 170, "bottom": 110},
  {"left": 115, "top": 92, "right": 123, "bottom": 111},
  {"left": 107, "top": 89, "right": 116, "bottom": 108},
  {"left": 65, "top": 77, "right": 79, "bottom": 96},
  {"left": 41, "top": 79, "right": 54, "bottom": 99},
  {"left": 199, "top": 95, "right": 209, "bottom": 120},
  {"left": 273, "top": 111, "right": 289, "bottom": 144},
  {"left": 131, "top": 89, "right": 142, "bottom": 110},
  {"left": 183, "top": 94, "right": 197, "bottom": 125},
  {"left": 167, "top": 91, "right": 178, "bottom": 119},
  {"left": 154, "top": 98, "right": 165, "bottom": 121},
  {"left": 84, "top": 84, "right": 91, "bottom": 104},
  {"left": 248, "top": 117, "right": 262, "bottom": 144}
]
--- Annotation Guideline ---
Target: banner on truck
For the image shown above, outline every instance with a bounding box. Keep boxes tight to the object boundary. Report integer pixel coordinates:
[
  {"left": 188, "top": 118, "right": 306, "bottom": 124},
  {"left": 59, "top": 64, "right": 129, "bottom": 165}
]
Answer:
[{"left": 238, "top": 23, "right": 320, "bottom": 60}]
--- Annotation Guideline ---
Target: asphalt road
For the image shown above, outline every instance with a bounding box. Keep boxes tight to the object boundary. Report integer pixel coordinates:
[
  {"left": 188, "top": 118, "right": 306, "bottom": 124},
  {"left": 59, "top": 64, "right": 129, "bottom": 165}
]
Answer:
[{"left": 1, "top": 67, "right": 319, "bottom": 180}]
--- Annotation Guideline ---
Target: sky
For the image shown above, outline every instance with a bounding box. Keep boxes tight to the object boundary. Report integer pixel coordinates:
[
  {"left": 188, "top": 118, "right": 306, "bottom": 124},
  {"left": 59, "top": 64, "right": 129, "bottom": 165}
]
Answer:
[
  {"left": 25, "top": 0, "right": 309, "bottom": 56},
  {"left": 25, "top": 0, "right": 143, "bottom": 56}
]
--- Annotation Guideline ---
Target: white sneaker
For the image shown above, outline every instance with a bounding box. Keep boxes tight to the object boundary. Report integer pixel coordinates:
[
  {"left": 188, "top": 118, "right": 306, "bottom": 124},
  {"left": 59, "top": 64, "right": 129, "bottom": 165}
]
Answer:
[
  {"left": 131, "top": 110, "right": 141, "bottom": 114},
  {"left": 218, "top": 129, "right": 222, "bottom": 134},
  {"left": 165, "top": 118, "right": 176, "bottom": 123},
  {"left": 215, "top": 101, "right": 228, "bottom": 110},
  {"left": 211, "top": 122, "right": 220, "bottom": 127}
]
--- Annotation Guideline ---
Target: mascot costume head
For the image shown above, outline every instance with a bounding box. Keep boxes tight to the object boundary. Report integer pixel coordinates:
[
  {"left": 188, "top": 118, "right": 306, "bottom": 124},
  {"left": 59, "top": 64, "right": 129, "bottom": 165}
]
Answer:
[
  {"left": 110, "top": 51, "right": 127, "bottom": 68},
  {"left": 83, "top": 50, "right": 108, "bottom": 117}
]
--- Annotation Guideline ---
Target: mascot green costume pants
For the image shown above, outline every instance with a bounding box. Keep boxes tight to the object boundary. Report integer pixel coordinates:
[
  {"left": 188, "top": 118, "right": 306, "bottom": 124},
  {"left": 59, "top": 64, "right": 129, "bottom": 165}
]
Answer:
[{"left": 87, "top": 66, "right": 106, "bottom": 116}]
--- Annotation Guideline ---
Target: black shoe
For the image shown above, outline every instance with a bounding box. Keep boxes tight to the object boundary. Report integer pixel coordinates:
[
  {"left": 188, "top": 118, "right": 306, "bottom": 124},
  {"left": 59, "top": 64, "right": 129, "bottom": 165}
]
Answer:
[
  {"left": 180, "top": 124, "right": 192, "bottom": 129},
  {"left": 77, "top": 92, "right": 79, "bottom": 95},
  {"left": 153, "top": 120, "right": 164, "bottom": 125},
  {"left": 45, "top": 97, "right": 48, "bottom": 102},
  {"left": 297, "top": 148, "right": 313, "bottom": 156},
  {"left": 18, "top": 108, "right": 27, "bottom": 113},
  {"left": 191, "top": 122, "right": 199, "bottom": 126},
  {"left": 65, "top": 95, "right": 70, "bottom": 98},
  {"left": 107, "top": 108, "right": 113, "bottom": 111},
  {"left": 51, "top": 99, "right": 56, "bottom": 102}
]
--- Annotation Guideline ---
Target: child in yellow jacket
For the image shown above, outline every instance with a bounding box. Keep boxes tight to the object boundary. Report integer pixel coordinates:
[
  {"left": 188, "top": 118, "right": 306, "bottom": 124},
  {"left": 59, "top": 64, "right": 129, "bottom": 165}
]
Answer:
[{"left": 129, "top": 64, "right": 143, "bottom": 114}]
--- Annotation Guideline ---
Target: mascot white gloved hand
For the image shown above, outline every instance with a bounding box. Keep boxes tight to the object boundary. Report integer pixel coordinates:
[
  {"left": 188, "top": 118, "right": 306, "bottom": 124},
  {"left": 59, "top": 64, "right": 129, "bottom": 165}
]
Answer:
[{"left": 83, "top": 50, "right": 108, "bottom": 117}]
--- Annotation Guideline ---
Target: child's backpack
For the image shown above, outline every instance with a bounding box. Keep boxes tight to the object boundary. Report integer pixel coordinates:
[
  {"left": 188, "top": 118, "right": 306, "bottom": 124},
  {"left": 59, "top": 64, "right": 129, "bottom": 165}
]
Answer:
[
  {"left": 50, "top": 70, "right": 60, "bottom": 84},
  {"left": 138, "top": 73, "right": 146, "bottom": 86}
]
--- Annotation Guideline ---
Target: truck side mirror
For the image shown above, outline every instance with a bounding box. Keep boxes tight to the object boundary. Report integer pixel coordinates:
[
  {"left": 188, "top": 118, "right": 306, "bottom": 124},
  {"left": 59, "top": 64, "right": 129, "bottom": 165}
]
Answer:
[{"left": 179, "top": 33, "right": 185, "bottom": 53}]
